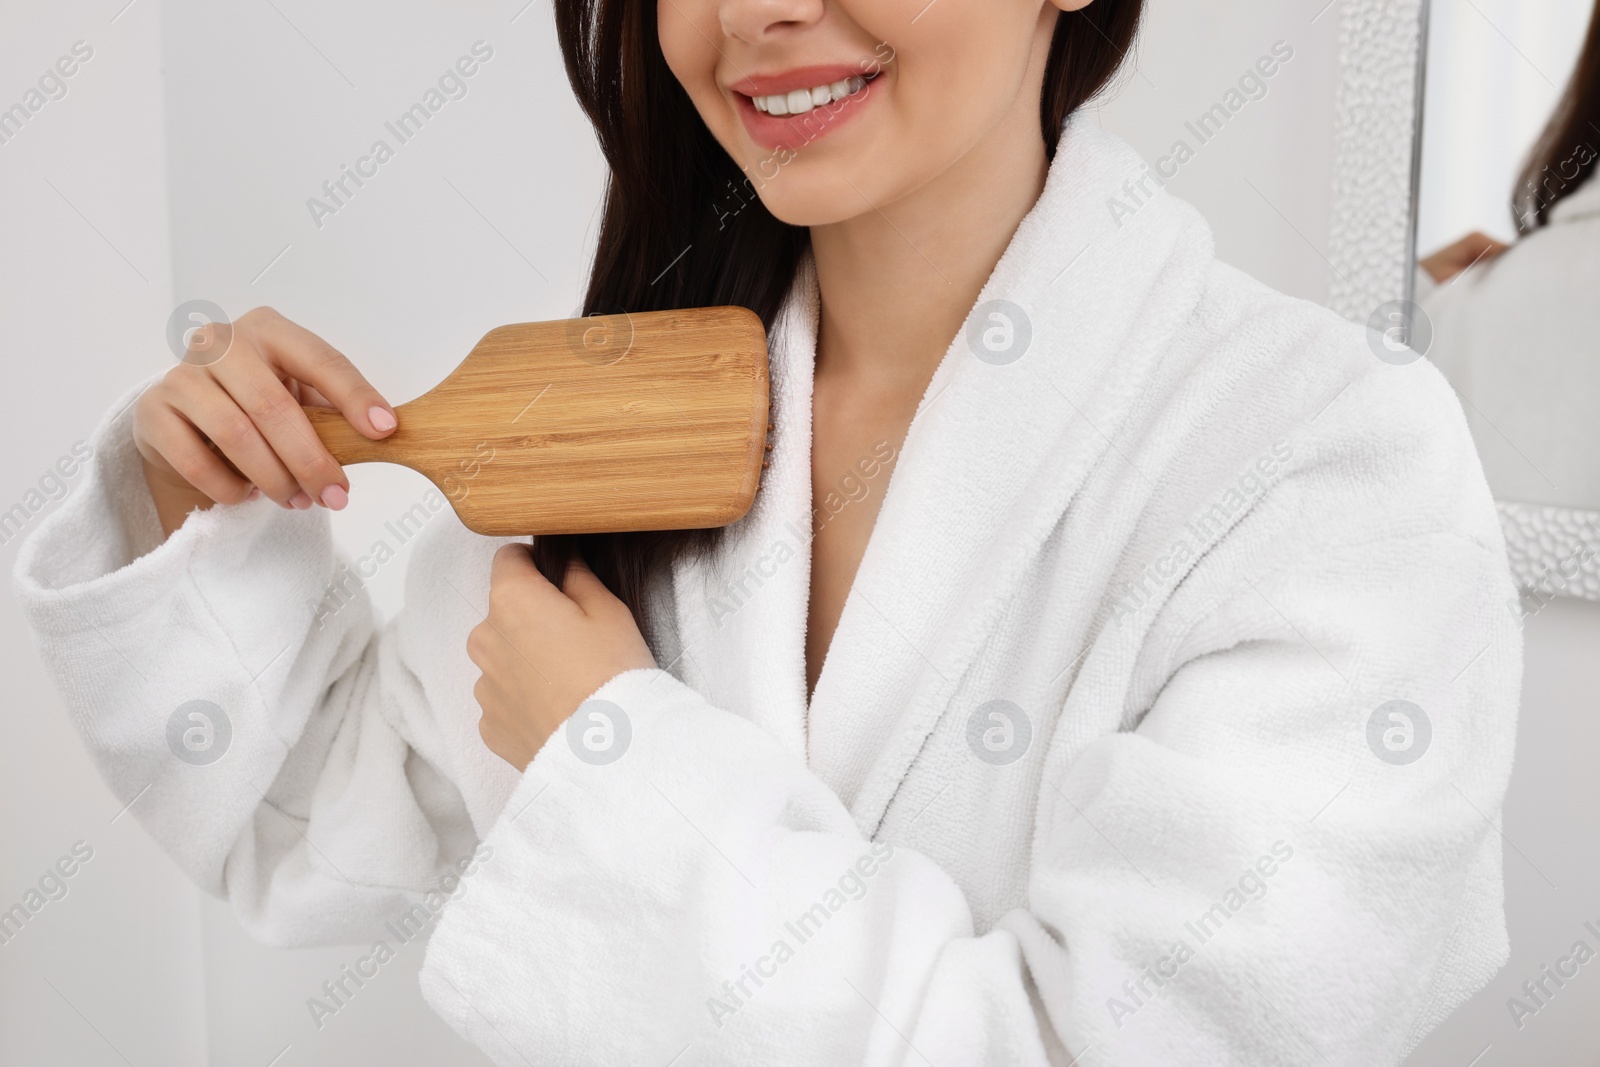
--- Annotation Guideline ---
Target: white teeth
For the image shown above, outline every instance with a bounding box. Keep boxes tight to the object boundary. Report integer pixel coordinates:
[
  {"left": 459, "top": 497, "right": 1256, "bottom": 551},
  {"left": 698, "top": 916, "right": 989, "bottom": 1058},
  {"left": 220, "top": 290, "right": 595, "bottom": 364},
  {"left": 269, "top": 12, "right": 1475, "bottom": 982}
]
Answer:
[{"left": 751, "top": 75, "right": 868, "bottom": 117}]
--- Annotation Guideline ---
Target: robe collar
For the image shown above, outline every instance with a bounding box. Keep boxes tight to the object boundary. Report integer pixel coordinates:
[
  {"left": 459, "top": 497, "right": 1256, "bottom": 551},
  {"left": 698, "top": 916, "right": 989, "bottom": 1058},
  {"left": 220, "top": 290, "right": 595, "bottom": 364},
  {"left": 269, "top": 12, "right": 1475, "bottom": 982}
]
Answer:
[{"left": 671, "top": 116, "right": 1215, "bottom": 835}]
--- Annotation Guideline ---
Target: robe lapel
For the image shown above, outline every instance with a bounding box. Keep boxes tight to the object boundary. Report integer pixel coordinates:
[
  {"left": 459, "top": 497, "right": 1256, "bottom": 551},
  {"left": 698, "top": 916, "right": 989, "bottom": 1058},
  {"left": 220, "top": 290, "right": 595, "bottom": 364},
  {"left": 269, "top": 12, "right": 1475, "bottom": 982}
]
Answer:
[
  {"left": 668, "top": 120, "right": 1214, "bottom": 834},
  {"left": 808, "top": 119, "right": 1215, "bottom": 833},
  {"left": 668, "top": 257, "right": 821, "bottom": 764}
]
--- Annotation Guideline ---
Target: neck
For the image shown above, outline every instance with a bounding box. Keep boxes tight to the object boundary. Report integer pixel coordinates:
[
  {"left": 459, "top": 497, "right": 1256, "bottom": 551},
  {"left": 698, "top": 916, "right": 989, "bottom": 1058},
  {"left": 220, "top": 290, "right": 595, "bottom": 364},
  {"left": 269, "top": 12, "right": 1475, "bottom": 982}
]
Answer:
[{"left": 809, "top": 100, "right": 1051, "bottom": 390}]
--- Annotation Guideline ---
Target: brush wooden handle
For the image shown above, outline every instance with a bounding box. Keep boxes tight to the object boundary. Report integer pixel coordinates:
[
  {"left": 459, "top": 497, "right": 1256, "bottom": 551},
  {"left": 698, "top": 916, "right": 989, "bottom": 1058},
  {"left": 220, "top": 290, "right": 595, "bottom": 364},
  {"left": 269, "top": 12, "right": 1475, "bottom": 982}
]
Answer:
[
  {"left": 303, "top": 407, "right": 392, "bottom": 466},
  {"left": 302, "top": 307, "right": 770, "bottom": 537}
]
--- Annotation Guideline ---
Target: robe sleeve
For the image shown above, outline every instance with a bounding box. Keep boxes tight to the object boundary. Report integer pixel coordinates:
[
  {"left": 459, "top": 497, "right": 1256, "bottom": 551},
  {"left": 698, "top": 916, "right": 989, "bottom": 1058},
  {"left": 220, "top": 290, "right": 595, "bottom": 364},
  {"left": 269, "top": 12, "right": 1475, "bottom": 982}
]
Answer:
[
  {"left": 417, "top": 374, "right": 1519, "bottom": 1066},
  {"left": 12, "top": 379, "right": 498, "bottom": 946}
]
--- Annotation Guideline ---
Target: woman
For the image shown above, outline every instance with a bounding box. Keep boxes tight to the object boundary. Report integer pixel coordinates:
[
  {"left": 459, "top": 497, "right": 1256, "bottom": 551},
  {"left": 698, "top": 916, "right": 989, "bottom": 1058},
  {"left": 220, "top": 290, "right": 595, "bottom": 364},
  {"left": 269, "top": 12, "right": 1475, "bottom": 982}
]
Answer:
[{"left": 15, "top": 1, "right": 1518, "bottom": 1063}]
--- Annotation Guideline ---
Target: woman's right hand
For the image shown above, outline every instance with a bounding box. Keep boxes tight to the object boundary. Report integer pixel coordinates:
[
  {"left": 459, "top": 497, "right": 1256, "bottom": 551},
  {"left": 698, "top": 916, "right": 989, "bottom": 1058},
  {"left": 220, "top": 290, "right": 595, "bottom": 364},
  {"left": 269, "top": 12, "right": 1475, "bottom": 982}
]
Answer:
[{"left": 132, "top": 306, "right": 398, "bottom": 538}]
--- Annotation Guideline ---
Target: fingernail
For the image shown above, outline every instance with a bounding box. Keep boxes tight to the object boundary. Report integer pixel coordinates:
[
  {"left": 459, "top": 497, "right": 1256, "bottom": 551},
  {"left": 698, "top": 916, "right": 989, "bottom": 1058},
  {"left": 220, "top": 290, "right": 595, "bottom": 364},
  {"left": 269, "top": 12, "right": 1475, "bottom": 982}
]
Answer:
[
  {"left": 290, "top": 490, "right": 313, "bottom": 510},
  {"left": 369, "top": 406, "right": 397, "bottom": 433},
  {"left": 246, "top": 487, "right": 262, "bottom": 501},
  {"left": 320, "top": 484, "right": 349, "bottom": 510}
]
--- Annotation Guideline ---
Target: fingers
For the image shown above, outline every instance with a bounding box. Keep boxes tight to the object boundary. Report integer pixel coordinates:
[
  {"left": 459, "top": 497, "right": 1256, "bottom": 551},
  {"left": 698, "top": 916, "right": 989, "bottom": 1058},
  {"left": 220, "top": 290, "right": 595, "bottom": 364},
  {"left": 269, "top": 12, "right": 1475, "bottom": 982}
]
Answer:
[
  {"left": 490, "top": 546, "right": 618, "bottom": 617},
  {"left": 165, "top": 371, "right": 307, "bottom": 507},
  {"left": 137, "top": 397, "right": 255, "bottom": 505},
  {"left": 561, "top": 556, "right": 620, "bottom": 615},
  {"left": 1446, "top": 233, "right": 1508, "bottom": 271},
  {"left": 1422, "top": 232, "right": 1503, "bottom": 284},
  {"left": 136, "top": 307, "right": 393, "bottom": 514},
  {"left": 250, "top": 310, "right": 397, "bottom": 439},
  {"left": 466, "top": 622, "right": 494, "bottom": 668},
  {"left": 490, "top": 542, "right": 542, "bottom": 586},
  {"left": 208, "top": 335, "right": 349, "bottom": 509},
  {"left": 488, "top": 543, "right": 579, "bottom": 622},
  {"left": 1476, "top": 234, "right": 1510, "bottom": 260},
  {"left": 489, "top": 543, "right": 544, "bottom": 608},
  {"left": 298, "top": 383, "right": 334, "bottom": 408}
]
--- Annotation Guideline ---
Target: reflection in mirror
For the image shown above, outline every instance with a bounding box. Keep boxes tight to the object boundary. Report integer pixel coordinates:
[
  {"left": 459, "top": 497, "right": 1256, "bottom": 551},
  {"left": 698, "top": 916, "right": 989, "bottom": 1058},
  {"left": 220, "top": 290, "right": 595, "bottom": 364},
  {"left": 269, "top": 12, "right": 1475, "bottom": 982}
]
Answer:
[
  {"left": 1416, "top": 0, "right": 1600, "bottom": 531},
  {"left": 1401, "top": 4, "right": 1600, "bottom": 1065}
]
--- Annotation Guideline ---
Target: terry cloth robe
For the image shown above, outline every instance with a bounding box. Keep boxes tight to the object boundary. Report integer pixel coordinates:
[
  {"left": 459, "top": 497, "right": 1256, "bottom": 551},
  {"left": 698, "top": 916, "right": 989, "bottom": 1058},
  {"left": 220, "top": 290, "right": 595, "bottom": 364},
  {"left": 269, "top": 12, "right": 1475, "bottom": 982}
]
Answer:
[
  {"left": 1419, "top": 174, "right": 1600, "bottom": 601},
  {"left": 14, "top": 117, "right": 1521, "bottom": 1066},
  {"left": 1420, "top": 172, "right": 1600, "bottom": 512}
]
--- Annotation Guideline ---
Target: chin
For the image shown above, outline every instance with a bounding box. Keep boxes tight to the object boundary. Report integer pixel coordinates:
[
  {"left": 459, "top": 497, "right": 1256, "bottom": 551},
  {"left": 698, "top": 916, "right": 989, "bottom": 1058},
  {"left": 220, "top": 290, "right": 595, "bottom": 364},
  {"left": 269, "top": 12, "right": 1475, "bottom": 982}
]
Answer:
[
  {"left": 748, "top": 163, "right": 895, "bottom": 229},
  {"left": 718, "top": 132, "right": 896, "bottom": 227}
]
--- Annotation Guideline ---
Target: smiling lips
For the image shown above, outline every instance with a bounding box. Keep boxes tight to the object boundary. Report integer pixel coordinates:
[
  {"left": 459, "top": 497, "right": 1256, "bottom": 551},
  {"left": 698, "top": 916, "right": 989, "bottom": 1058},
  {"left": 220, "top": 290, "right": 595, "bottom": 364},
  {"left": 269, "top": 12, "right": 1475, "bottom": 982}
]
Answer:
[{"left": 729, "top": 64, "right": 881, "bottom": 151}]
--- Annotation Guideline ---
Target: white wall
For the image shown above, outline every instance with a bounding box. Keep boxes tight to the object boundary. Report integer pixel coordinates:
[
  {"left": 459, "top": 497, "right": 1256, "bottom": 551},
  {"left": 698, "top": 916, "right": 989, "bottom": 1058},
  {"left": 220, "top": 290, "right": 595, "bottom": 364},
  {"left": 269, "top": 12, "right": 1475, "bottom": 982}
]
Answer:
[
  {"left": 0, "top": 2, "right": 207, "bottom": 1064},
  {"left": 0, "top": 0, "right": 1347, "bottom": 1061},
  {"left": 159, "top": 0, "right": 604, "bottom": 1060},
  {"left": 1093, "top": 0, "right": 1341, "bottom": 308},
  {"left": 1401, "top": 601, "right": 1600, "bottom": 1067}
]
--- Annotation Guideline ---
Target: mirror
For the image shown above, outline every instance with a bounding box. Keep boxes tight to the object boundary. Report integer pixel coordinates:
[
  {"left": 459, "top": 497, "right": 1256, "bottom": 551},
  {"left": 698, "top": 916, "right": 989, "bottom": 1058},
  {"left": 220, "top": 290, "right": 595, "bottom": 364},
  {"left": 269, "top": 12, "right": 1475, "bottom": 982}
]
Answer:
[
  {"left": 1414, "top": 0, "right": 1600, "bottom": 527},
  {"left": 1403, "top": 2, "right": 1600, "bottom": 1064}
]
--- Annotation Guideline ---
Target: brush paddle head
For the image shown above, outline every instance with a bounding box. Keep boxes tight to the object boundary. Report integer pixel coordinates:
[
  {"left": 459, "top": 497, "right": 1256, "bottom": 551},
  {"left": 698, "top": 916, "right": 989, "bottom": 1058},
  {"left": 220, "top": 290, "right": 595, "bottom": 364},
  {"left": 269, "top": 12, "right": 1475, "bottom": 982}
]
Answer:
[{"left": 303, "top": 306, "right": 771, "bottom": 536}]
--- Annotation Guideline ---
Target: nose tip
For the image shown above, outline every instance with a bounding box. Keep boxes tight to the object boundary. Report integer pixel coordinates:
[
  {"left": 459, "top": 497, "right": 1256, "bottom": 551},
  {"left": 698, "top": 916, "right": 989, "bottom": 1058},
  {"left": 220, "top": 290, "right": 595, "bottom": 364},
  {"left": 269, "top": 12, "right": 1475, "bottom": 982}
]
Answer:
[{"left": 718, "top": 0, "right": 827, "bottom": 42}]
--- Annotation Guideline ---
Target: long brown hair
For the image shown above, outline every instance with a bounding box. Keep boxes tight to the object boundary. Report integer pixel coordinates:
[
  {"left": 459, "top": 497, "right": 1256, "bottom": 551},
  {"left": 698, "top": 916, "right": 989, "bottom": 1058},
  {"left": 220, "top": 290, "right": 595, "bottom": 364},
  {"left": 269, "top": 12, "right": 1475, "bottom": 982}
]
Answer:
[
  {"left": 1515, "top": 0, "right": 1600, "bottom": 232},
  {"left": 542, "top": 0, "right": 1145, "bottom": 618}
]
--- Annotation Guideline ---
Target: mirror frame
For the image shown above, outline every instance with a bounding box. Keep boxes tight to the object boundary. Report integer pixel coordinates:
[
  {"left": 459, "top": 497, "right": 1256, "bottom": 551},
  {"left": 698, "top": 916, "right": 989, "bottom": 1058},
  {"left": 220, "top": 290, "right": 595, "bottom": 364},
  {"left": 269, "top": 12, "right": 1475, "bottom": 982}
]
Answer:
[
  {"left": 1327, "top": 0, "right": 1430, "bottom": 322},
  {"left": 1392, "top": 0, "right": 1600, "bottom": 604}
]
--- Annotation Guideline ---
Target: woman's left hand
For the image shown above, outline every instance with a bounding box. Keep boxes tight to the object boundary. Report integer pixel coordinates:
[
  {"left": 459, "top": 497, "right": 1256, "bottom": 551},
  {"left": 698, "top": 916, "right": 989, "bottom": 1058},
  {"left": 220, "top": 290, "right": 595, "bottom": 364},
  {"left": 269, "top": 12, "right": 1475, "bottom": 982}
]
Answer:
[{"left": 468, "top": 544, "right": 656, "bottom": 771}]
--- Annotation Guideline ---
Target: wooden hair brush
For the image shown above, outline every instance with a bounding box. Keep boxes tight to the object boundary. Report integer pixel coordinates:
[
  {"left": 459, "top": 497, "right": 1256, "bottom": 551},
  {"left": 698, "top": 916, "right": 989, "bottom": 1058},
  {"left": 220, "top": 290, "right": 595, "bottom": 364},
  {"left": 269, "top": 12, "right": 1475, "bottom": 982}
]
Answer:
[{"left": 302, "top": 307, "right": 771, "bottom": 536}]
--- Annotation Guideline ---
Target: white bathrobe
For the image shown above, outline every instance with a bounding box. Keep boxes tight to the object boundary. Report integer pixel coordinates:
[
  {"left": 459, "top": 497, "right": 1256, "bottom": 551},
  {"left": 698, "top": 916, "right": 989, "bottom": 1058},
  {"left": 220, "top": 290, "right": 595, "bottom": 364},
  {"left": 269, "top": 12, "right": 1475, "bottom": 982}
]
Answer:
[
  {"left": 1419, "top": 175, "right": 1600, "bottom": 601},
  {"left": 14, "top": 119, "right": 1520, "bottom": 1066},
  {"left": 1421, "top": 174, "right": 1600, "bottom": 512}
]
